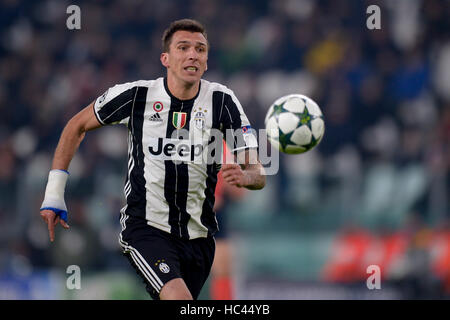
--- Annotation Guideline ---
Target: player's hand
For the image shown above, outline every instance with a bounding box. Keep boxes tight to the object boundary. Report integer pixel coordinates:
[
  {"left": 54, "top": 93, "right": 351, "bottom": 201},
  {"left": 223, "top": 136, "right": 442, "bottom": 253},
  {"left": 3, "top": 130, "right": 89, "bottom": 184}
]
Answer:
[
  {"left": 221, "top": 163, "right": 249, "bottom": 188},
  {"left": 40, "top": 209, "right": 70, "bottom": 242}
]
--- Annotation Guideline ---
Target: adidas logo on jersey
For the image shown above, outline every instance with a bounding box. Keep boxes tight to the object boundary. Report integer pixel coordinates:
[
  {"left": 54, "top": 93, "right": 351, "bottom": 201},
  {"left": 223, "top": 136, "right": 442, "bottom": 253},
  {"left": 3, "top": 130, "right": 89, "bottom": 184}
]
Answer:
[{"left": 149, "top": 113, "right": 163, "bottom": 122}]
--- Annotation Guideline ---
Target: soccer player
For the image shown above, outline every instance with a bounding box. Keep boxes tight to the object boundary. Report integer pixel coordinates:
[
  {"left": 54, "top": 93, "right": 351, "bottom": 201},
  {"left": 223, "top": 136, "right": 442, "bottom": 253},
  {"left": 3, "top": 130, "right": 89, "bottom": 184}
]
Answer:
[{"left": 39, "top": 19, "right": 265, "bottom": 300}]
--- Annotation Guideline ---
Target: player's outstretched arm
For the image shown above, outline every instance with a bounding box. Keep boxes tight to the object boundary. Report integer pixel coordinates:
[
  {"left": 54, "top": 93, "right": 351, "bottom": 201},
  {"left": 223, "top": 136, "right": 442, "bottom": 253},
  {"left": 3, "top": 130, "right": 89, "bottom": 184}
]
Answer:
[
  {"left": 40, "top": 102, "right": 102, "bottom": 242},
  {"left": 221, "top": 149, "right": 266, "bottom": 190},
  {"left": 51, "top": 102, "right": 102, "bottom": 170}
]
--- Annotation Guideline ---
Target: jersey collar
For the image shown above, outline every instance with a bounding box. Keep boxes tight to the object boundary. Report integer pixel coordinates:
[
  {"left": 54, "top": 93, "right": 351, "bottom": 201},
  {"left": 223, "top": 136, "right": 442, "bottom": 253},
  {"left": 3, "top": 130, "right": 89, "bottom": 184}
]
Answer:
[{"left": 163, "top": 77, "right": 201, "bottom": 104}]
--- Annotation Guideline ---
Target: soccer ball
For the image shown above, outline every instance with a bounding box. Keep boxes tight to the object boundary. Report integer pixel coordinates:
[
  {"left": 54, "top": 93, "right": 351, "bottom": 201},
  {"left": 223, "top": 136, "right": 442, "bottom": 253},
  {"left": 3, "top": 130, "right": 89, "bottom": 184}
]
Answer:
[{"left": 265, "top": 94, "right": 325, "bottom": 154}]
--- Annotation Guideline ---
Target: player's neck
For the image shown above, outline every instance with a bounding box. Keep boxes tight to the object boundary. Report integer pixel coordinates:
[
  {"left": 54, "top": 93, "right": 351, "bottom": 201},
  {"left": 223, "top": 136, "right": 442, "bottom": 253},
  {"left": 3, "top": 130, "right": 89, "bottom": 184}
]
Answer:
[{"left": 166, "top": 75, "right": 200, "bottom": 101}]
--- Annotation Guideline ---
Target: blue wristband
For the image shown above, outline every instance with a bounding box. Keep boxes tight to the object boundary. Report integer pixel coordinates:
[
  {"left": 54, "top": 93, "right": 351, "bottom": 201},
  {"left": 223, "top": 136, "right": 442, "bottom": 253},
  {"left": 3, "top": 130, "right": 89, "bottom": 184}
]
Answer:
[
  {"left": 40, "top": 207, "right": 68, "bottom": 223},
  {"left": 54, "top": 169, "right": 70, "bottom": 175}
]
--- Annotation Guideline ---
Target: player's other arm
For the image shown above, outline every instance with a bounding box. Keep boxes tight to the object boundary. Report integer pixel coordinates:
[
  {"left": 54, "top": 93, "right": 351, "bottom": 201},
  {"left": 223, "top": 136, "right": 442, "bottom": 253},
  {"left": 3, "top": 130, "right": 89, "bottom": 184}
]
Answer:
[
  {"left": 52, "top": 102, "right": 102, "bottom": 170},
  {"left": 221, "top": 149, "right": 266, "bottom": 190},
  {"left": 40, "top": 102, "right": 101, "bottom": 241}
]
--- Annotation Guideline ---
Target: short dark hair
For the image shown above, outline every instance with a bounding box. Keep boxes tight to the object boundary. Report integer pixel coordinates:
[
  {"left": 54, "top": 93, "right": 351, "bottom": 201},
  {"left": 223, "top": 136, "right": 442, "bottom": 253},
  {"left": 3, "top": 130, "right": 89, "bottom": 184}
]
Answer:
[{"left": 161, "top": 19, "right": 208, "bottom": 52}]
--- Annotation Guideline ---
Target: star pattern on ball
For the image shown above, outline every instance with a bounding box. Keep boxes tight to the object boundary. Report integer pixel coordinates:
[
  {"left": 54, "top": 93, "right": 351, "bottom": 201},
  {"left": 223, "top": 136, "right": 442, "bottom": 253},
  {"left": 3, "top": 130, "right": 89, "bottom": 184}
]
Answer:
[
  {"left": 278, "top": 130, "right": 294, "bottom": 151},
  {"left": 295, "top": 102, "right": 313, "bottom": 130},
  {"left": 268, "top": 102, "right": 286, "bottom": 119},
  {"left": 304, "top": 133, "right": 319, "bottom": 149}
]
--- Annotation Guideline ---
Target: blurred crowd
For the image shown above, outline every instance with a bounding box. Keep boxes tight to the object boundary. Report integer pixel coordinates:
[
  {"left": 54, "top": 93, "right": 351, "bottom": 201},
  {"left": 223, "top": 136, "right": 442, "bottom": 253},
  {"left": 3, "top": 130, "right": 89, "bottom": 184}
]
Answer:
[{"left": 0, "top": 0, "right": 448, "bottom": 299}]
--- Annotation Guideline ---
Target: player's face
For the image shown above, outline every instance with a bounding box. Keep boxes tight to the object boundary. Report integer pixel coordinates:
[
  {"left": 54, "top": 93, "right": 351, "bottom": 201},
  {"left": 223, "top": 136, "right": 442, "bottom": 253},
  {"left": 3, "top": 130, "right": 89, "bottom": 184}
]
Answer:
[{"left": 161, "top": 30, "right": 208, "bottom": 85}]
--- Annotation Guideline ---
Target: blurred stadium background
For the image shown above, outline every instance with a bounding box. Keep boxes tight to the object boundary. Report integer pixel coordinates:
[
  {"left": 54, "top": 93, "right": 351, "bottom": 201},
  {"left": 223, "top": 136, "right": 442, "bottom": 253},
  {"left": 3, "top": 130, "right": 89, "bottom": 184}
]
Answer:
[{"left": 0, "top": 0, "right": 449, "bottom": 299}]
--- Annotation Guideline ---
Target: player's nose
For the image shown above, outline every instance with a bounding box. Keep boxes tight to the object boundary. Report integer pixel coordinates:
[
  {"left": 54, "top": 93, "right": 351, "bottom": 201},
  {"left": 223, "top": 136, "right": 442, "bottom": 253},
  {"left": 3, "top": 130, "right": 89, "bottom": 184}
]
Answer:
[{"left": 186, "top": 47, "right": 199, "bottom": 60}]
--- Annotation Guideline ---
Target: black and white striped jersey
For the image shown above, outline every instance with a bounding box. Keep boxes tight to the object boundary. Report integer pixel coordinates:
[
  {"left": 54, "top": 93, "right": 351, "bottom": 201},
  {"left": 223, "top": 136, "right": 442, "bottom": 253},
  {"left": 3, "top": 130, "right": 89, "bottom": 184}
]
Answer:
[{"left": 93, "top": 77, "right": 258, "bottom": 239}]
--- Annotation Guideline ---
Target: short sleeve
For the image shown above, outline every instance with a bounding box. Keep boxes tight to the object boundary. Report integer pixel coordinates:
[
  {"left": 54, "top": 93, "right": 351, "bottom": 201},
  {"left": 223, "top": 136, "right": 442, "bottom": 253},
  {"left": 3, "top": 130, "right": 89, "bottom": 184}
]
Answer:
[
  {"left": 93, "top": 82, "right": 138, "bottom": 126},
  {"left": 220, "top": 90, "right": 258, "bottom": 153}
]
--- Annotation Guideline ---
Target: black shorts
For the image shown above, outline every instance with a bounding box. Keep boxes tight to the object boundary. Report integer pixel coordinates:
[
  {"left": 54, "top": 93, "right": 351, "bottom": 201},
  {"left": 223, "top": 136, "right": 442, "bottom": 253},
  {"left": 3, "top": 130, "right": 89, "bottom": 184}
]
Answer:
[{"left": 119, "top": 213, "right": 215, "bottom": 300}]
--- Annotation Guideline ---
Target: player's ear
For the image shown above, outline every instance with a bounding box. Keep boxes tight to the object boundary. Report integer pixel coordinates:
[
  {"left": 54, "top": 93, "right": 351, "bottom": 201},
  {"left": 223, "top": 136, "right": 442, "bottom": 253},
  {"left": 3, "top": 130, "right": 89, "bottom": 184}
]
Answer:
[{"left": 160, "top": 52, "right": 169, "bottom": 68}]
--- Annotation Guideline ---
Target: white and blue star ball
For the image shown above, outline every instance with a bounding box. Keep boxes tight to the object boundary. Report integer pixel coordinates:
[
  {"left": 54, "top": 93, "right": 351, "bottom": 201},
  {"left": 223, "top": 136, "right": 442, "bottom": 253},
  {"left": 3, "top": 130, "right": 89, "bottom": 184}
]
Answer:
[{"left": 265, "top": 94, "right": 325, "bottom": 154}]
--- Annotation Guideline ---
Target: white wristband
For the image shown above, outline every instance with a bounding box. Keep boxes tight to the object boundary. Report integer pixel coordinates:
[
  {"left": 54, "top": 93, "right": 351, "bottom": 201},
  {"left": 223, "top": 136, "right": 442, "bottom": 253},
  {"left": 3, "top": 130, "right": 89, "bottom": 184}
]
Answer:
[{"left": 40, "top": 169, "right": 69, "bottom": 212}]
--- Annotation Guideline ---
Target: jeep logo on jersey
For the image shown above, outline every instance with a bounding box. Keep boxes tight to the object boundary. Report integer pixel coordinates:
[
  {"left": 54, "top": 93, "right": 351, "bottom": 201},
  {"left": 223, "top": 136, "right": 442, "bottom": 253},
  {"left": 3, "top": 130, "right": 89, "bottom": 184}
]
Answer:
[
  {"left": 148, "top": 137, "right": 204, "bottom": 162},
  {"left": 172, "top": 112, "right": 187, "bottom": 129}
]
